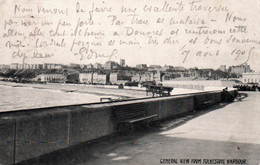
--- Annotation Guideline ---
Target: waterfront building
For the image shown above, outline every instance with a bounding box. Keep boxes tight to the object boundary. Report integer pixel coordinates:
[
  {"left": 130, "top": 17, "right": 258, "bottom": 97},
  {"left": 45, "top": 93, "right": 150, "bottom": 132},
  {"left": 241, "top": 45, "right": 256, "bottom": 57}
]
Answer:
[
  {"left": 10, "top": 63, "right": 19, "bottom": 70},
  {"left": 79, "top": 72, "right": 93, "bottom": 84},
  {"left": 30, "top": 64, "right": 43, "bottom": 69},
  {"left": 104, "top": 61, "right": 119, "bottom": 70},
  {"left": 242, "top": 72, "right": 260, "bottom": 84},
  {"left": 131, "top": 73, "right": 140, "bottom": 82},
  {"left": 92, "top": 72, "right": 108, "bottom": 84},
  {"left": 17, "top": 63, "right": 31, "bottom": 69},
  {"left": 142, "top": 72, "right": 154, "bottom": 82},
  {"left": 43, "top": 63, "right": 62, "bottom": 70},
  {"left": 17, "top": 64, "right": 23, "bottom": 69},
  {"left": 132, "top": 72, "right": 153, "bottom": 82},
  {"left": 229, "top": 64, "right": 251, "bottom": 76},
  {"left": 4, "top": 63, "right": 44, "bottom": 70},
  {"left": 66, "top": 72, "right": 79, "bottom": 83},
  {"left": 0, "top": 64, "right": 10, "bottom": 69},
  {"left": 110, "top": 71, "right": 130, "bottom": 84},
  {"left": 23, "top": 64, "right": 31, "bottom": 69},
  {"left": 153, "top": 70, "right": 162, "bottom": 82},
  {"left": 36, "top": 74, "right": 66, "bottom": 82}
]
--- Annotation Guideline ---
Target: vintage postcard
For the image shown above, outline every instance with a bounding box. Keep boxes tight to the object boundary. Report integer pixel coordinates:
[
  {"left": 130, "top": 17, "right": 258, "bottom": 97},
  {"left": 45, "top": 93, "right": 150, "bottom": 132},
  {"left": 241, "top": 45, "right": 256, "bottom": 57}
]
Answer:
[{"left": 0, "top": 0, "right": 259, "bottom": 164}]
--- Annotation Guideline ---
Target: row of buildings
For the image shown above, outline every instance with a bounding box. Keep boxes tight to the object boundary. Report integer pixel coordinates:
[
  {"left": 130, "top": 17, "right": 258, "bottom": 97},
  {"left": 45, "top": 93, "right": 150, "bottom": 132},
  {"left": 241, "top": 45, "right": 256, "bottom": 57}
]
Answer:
[
  {"left": 79, "top": 71, "right": 161, "bottom": 85},
  {"left": 1, "top": 59, "right": 259, "bottom": 85},
  {"left": 35, "top": 70, "right": 162, "bottom": 84},
  {"left": 242, "top": 72, "right": 260, "bottom": 84},
  {"left": 0, "top": 59, "right": 126, "bottom": 71},
  {"left": 1, "top": 62, "right": 253, "bottom": 76},
  {"left": 218, "top": 64, "right": 252, "bottom": 76},
  {"left": 0, "top": 63, "right": 63, "bottom": 70},
  {"left": 35, "top": 74, "right": 66, "bottom": 83},
  {"left": 0, "top": 60, "right": 195, "bottom": 73},
  {"left": 34, "top": 71, "right": 260, "bottom": 85}
]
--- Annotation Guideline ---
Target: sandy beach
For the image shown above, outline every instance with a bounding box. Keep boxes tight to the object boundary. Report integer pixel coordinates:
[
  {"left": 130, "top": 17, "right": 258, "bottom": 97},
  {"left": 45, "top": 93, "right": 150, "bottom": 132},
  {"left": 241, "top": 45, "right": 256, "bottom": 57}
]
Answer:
[
  {"left": 0, "top": 81, "right": 203, "bottom": 98},
  {"left": 0, "top": 81, "right": 203, "bottom": 112}
]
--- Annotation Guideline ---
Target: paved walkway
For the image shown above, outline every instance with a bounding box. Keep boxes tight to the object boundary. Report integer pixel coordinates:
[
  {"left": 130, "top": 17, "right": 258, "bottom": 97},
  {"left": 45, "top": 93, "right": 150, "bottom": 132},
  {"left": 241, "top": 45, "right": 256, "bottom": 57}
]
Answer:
[{"left": 20, "top": 92, "right": 260, "bottom": 165}]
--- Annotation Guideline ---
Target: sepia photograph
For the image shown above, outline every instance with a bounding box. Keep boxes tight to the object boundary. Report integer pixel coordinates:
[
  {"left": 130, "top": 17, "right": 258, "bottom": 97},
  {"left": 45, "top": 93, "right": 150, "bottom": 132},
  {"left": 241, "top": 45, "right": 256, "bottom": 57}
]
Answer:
[{"left": 0, "top": 0, "right": 259, "bottom": 164}]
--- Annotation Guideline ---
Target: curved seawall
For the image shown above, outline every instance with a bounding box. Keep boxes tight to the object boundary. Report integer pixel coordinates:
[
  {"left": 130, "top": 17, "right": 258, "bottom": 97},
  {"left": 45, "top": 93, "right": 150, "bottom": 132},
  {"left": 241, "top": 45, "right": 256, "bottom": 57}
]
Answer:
[{"left": 0, "top": 90, "right": 237, "bottom": 164}]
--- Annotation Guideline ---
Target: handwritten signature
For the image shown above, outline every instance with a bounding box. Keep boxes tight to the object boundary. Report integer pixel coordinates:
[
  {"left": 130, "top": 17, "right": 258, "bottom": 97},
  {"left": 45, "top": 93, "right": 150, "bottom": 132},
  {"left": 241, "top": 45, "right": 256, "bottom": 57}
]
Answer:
[{"left": 74, "top": 45, "right": 118, "bottom": 61}]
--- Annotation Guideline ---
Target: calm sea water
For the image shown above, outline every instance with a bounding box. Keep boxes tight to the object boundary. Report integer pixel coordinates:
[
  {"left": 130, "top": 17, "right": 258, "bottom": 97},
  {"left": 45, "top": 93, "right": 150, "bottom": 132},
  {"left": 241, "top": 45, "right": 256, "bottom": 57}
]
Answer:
[{"left": 0, "top": 85, "right": 112, "bottom": 112}]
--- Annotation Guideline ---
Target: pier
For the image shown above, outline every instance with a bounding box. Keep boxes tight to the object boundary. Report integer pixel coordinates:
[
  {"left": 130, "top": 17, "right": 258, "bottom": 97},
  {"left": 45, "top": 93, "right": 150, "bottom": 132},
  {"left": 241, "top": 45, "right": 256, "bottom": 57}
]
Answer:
[
  {"left": 1, "top": 89, "right": 252, "bottom": 165},
  {"left": 19, "top": 92, "right": 260, "bottom": 165}
]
